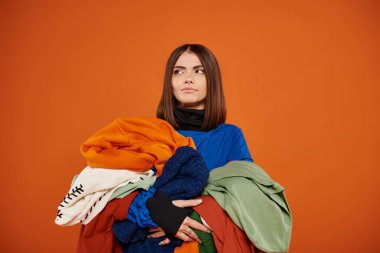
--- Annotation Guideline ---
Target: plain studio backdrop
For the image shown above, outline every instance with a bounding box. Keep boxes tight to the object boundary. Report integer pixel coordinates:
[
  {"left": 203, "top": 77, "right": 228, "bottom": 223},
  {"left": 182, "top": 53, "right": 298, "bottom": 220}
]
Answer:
[{"left": 1, "top": 0, "right": 379, "bottom": 252}]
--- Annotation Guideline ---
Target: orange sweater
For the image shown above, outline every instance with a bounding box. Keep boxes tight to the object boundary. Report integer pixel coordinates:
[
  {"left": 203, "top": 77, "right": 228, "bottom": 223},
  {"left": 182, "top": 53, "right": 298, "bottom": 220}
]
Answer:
[{"left": 80, "top": 116, "right": 195, "bottom": 176}]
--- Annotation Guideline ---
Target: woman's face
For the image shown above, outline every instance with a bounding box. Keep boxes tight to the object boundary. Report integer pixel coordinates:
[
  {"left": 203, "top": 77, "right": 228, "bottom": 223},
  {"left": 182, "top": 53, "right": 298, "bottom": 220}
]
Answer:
[{"left": 172, "top": 51, "right": 207, "bottom": 110}]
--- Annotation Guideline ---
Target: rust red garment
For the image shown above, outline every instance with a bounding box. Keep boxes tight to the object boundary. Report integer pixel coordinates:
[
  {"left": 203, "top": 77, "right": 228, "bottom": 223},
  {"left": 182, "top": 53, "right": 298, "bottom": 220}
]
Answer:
[
  {"left": 77, "top": 193, "right": 265, "bottom": 253},
  {"left": 193, "top": 195, "right": 265, "bottom": 253},
  {"left": 76, "top": 192, "right": 138, "bottom": 253}
]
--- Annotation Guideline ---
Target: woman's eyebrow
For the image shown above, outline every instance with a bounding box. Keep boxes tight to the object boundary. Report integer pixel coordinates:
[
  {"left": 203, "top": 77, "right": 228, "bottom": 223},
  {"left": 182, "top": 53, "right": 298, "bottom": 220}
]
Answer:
[{"left": 174, "top": 65, "right": 204, "bottom": 69}]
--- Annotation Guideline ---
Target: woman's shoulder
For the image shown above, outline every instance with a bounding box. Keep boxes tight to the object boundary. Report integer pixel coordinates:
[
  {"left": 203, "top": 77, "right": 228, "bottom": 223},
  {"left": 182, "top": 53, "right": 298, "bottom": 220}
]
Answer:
[
  {"left": 218, "top": 123, "right": 241, "bottom": 129},
  {"left": 215, "top": 123, "right": 243, "bottom": 134},
  {"left": 177, "top": 123, "right": 243, "bottom": 137},
  {"left": 193, "top": 123, "right": 244, "bottom": 141}
]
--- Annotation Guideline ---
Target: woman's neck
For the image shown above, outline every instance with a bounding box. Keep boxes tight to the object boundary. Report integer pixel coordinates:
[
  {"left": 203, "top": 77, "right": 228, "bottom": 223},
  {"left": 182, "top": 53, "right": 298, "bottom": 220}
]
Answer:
[{"left": 173, "top": 104, "right": 205, "bottom": 131}]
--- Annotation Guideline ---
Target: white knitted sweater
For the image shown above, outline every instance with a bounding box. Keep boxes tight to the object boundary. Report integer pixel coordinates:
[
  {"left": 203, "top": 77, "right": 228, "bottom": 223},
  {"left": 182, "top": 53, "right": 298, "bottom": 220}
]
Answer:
[{"left": 55, "top": 166, "right": 155, "bottom": 226}]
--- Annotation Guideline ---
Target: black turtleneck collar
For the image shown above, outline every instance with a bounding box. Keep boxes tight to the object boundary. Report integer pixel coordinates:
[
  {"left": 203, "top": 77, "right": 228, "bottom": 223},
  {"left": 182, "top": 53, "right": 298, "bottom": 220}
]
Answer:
[{"left": 173, "top": 103, "right": 205, "bottom": 131}]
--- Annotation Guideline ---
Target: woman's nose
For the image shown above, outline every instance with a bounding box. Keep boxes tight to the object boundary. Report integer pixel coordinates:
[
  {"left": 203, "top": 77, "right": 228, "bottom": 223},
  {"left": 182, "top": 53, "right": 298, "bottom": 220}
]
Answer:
[{"left": 184, "top": 74, "right": 194, "bottom": 84}]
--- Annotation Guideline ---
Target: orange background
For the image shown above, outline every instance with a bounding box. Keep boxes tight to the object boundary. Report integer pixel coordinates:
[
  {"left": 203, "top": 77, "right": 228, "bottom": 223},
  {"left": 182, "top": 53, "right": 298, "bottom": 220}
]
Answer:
[{"left": 1, "top": 0, "right": 379, "bottom": 252}]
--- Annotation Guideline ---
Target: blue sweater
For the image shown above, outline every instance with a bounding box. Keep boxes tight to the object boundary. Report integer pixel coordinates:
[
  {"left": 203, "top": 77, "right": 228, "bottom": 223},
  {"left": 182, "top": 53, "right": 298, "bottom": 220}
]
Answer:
[{"left": 177, "top": 123, "right": 253, "bottom": 171}]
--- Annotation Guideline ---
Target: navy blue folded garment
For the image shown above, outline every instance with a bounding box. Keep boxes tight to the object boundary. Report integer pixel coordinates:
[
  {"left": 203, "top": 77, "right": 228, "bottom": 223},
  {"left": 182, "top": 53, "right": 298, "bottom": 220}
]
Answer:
[
  {"left": 113, "top": 146, "right": 209, "bottom": 252},
  {"left": 113, "top": 220, "right": 148, "bottom": 244},
  {"left": 119, "top": 237, "right": 181, "bottom": 253},
  {"left": 126, "top": 146, "right": 208, "bottom": 228},
  {"left": 113, "top": 219, "right": 182, "bottom": 253},
  {"left": 154, "top": 146, "right": 209, "bottom": 200}
]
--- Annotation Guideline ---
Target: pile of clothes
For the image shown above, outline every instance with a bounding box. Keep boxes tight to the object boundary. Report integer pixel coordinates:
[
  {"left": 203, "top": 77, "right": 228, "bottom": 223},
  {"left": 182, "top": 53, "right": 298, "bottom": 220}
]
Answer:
[{"left": 55, "top": 116, "right": 292, "bottom": 253}]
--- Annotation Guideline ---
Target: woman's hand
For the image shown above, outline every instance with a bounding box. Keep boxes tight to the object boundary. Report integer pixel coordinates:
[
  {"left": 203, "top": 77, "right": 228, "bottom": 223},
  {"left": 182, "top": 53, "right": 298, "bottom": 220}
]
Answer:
[{"left": 147, "top": 198, "right": 211, "bottom": 245}]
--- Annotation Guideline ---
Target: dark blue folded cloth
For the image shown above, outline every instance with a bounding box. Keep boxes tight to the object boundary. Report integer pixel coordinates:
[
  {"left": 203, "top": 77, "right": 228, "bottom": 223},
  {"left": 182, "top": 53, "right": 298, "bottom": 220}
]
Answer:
[
  {"left": 154, "top": 146, "right": 209, "bottom": 200},
  {"left": 127, "top": 146, "right": 208, "bottom": 227},
  {"left": 113, "top": 220, "right": 148, "bottom": 244},
  {"left": 119, "top": 237, "right": 182, "bottom": 253},
  {"left": 113, "top": 146, "right": 209, "bottom": 253},
  {"left": 112, "top": 220, "right": 182, "bottom": 253}
]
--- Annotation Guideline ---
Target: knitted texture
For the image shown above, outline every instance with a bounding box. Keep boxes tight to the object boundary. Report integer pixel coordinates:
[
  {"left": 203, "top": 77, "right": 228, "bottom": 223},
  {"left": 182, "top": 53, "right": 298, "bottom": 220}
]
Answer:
[
  {"left": 55, "top": 166, "right": 155, "bottom": 226},
  {"left": 126, "top": 146, "right": 209, "bottom": 228},
  {"left": 154, "top": 146, "right": 209, "bottom": 200},
  {"left": 114, "top": 146, "right": 209, "bottom": 250}
]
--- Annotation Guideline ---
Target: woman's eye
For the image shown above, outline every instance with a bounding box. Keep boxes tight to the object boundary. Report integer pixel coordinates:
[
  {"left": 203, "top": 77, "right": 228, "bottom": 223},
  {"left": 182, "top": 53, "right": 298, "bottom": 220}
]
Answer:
[
  {"left": 173, "top": 69, "right": 184, "bottom": 75},
  {"left": 173, "top": 68, "right": 204, "bottom": 75}
]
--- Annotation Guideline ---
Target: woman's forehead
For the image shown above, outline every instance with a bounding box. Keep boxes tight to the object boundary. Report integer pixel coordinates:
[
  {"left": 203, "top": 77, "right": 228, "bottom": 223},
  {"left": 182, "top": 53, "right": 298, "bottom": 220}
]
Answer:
[{"left": 175, "top": 51, "right": 202, "bottom": 67}]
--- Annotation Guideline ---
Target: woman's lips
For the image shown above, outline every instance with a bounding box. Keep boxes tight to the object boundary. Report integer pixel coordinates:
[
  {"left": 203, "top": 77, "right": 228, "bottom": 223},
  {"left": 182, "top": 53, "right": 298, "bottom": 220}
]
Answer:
[{"left": 182, "top": 87, "right": 197, "bottom": 92}]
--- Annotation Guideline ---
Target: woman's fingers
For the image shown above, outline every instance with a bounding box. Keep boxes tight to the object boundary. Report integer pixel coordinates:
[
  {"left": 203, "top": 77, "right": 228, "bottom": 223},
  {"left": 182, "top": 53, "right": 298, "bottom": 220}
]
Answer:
[
  {"left": 148, "top": 230, "right": 166, "bottom": 238},
  {"left": 172, "top": 199, "right": 202, "bottom": 208},
  {"left": 180, "top": 224, "right": 201, "bottom": 243},
  {"left": 183, "top": 216, "right": 211, "bottom": 233},
  {"left": 176, "top": 231, "right": 193, "bottom": 242},
  {"left": 146, "top": 209, "right": 211, "bottom": 245},
  {"left": 148, "top": 227, "right": 163, "bottom": 233},
  {"left": 148, "top": 227, "right": 166, "bottom": 238},
  {"left": 158, "top": 237, "right": 171, "bottom": 245}
]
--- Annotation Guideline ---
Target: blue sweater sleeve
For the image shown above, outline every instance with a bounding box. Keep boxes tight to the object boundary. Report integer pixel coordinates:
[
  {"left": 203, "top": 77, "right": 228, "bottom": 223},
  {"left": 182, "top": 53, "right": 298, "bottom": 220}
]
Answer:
[{"left": 227, "top": 127, "right": 253, "bottom": 163}]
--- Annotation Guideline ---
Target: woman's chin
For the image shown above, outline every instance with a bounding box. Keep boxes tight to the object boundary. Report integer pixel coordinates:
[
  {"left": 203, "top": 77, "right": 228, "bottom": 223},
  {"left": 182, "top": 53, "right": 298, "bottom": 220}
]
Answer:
[{"left": 179, "top": 101, "right": 205, "bottom": 110}]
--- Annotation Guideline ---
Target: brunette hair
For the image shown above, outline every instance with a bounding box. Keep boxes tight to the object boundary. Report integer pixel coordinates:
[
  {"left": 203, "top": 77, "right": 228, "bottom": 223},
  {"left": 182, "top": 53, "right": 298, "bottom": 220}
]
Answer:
[{"left": 156, "top": 44, "right": 226, "bottom": 130}]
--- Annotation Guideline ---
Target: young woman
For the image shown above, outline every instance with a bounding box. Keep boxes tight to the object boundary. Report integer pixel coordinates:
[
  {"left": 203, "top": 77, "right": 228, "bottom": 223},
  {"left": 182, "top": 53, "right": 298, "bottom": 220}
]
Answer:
[
  {"left": 150, "top": 44, "right": 254, "bottom": 246},
  {"left": 74, "top": 44, "right": 290, "bottom": 253}
]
